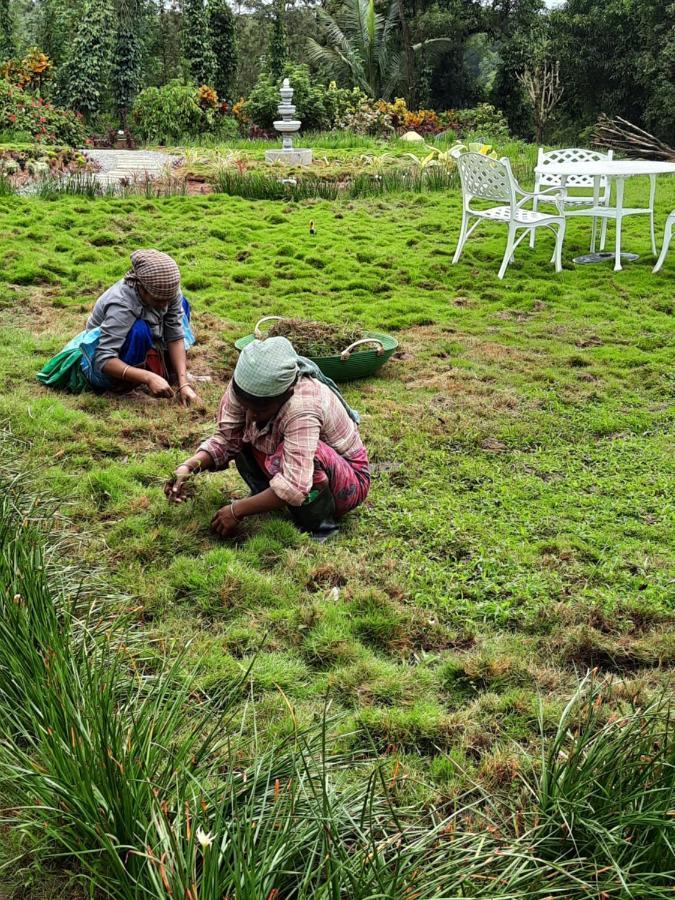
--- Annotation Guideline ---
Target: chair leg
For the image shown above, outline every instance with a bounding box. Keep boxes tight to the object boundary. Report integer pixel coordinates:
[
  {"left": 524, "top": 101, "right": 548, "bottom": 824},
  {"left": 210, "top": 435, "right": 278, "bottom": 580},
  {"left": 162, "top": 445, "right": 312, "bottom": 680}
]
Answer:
[
  {"left": 553, "top": 221, "right": 566, "bottom": 273},
  {"left": 452, "top": 209, "right": 470, "bottom": 265},
  {"left": 498, "top": 225, "right": 517, "bottom": 279},
  {"left": 653, "top": 216, "right": 674, "bottom": 273},
  {"left": 614, "top": 216, "right": 623, "bottom": 271},
  {"left": 600, "top": 216, "right": 608, "bottom": 251},
  {"left": 529, "top": 197, "right": 539, "bottom": 248}
]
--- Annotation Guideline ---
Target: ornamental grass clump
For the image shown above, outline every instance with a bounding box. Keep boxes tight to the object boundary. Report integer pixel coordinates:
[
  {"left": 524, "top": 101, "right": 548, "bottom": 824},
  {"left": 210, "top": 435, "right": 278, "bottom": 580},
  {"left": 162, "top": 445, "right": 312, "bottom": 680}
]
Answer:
[
  {"left": 0, "top": 484, "right": 230, "bottom": 894},
  {"left": 526, "top": 679, "right": 675, "bottom": 896}
]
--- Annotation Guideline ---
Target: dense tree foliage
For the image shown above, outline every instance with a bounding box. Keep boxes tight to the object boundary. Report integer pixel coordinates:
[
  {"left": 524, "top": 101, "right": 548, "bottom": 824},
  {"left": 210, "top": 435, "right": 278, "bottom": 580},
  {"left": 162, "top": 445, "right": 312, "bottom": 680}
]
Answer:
[
  {"left": 307, "top": 0, "right": 403, "bottom": 100},
  {"left": 57, "top": 0, "right": 112, "bottom": 118},
  {"left": 1, "top": 0, "right": 671, "bottom": 140},
  {"left": 111, "top": 0, "right": 143, "bottom": 125},
  {"left": 182, "top": 0, "right": 216, "bottom": 85},
  {"left": 0, "top": 0, "right": 13, "bottom": 61},
  {"left": 550, "top": 0, "right": 675, "bottom": 141},
  {"left": 208, "top": 0, "right": 238, "bottom": 99},
  {"left": 266, "top": 0, "right": 287, "bottom": 81}
]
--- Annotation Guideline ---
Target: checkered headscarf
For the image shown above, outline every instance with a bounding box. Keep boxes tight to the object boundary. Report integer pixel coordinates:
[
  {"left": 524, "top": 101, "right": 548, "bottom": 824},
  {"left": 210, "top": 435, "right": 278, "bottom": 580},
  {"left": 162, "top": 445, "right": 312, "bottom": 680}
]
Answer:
[
  {"left": 124, "top": 249, "right": 181, "bottom": 303},
  {"left": 234, "top": 337, "right": 299, "bottom": 398},
  {"left": 234, "top": 335, "right": 361, "bottom": 422}
]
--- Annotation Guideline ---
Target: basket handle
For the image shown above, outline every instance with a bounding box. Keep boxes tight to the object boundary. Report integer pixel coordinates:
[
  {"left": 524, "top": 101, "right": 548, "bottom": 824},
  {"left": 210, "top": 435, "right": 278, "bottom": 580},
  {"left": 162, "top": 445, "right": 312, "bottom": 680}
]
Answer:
[
  {"left": 254, "top": 316, "right": 285, "bottom": 339},
  {"left": 340, "top": 338, "right": 385, "bottom": 362}
]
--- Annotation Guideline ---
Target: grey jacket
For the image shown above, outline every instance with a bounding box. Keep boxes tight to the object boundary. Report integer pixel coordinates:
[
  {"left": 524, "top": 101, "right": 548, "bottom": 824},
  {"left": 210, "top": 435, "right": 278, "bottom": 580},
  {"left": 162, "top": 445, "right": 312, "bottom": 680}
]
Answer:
[{"left": 86, "top": 279, "right": 184, "bottom": 375}]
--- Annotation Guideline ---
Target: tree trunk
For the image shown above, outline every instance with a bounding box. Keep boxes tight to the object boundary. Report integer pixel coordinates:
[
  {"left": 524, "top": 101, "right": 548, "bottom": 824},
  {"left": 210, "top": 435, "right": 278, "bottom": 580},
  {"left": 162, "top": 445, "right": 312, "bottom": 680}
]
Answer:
[{"left": 396, "top": 0, "right": 416, "bottom": 107}]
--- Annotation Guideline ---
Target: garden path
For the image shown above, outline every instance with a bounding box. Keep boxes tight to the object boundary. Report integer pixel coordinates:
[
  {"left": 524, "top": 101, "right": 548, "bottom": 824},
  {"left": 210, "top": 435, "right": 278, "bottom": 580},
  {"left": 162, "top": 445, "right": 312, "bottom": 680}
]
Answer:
[{"left": 84, "top": 149, "right": 180, "bottom": 185}]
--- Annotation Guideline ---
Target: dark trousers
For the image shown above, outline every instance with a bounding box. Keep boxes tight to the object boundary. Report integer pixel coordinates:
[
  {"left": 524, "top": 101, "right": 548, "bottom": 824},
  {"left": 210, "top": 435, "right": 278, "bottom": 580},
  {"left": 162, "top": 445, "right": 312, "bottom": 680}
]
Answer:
[{"left": 234, "top": 444, "right": 339, "bottom": 538}]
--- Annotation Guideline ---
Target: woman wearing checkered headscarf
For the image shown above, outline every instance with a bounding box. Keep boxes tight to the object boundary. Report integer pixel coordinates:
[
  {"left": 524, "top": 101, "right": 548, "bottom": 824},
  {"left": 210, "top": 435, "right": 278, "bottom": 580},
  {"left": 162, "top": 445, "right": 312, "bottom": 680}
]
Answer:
[{"left": 38, "top": 249, "right": 201, "bottom": 405}]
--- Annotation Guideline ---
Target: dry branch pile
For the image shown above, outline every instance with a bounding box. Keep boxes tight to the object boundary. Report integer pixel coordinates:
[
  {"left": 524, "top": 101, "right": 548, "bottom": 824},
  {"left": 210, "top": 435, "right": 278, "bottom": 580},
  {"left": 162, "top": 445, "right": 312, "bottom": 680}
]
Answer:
[{"left": 593, "top": 115, "right": 675, "bottom": 162}]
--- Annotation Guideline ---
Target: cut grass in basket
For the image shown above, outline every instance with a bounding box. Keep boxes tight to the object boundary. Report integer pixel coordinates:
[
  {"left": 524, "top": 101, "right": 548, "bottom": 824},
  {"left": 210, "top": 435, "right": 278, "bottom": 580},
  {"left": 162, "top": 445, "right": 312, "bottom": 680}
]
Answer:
[{"left": 266, "top": 317, "right": 364, "bottom": 356}]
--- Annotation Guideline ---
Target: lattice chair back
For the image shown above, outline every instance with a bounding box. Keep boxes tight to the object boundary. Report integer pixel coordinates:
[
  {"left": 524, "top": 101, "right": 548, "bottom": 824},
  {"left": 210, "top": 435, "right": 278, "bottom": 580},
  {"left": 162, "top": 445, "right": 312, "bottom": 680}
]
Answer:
[
  {"left": 536, "top": 147, "right": 614, "bottom": 192},
  {"left": 456, "top": 153, "right": 515, "bottom": 206}
]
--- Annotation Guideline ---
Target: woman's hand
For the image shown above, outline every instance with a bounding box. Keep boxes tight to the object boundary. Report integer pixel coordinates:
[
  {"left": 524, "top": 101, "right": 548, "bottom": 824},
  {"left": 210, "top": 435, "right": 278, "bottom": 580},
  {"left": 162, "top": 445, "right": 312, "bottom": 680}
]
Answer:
[
  {"left": 165, "top": 464, "right": 193, "bottom": 503},
  {"left": 176, "top": 383, "right": 201, "bottom": 407},
  {"left": 145, "top": 372, "right": 173, "bottom": 398},
  {"left": 211, "top": 505, "right": 240, "bottom": 538}
]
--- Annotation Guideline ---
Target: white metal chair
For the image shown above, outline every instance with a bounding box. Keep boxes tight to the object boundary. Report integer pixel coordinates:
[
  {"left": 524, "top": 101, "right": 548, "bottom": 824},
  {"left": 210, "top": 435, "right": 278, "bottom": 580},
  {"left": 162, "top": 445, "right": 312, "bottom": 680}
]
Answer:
[
  {"left": 530, "top": 147, "right": 614, "bottom": 251},
  {"left": 653, "top": 210, "right": 674, "bottom": 272},
  {"left": 452, "top": 152, "right": 566, "bottom": 280}
]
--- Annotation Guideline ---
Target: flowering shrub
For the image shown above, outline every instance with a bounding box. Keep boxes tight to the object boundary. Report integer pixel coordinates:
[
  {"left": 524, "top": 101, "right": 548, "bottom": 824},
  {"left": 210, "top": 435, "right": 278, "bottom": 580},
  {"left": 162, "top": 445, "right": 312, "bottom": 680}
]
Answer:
[
  {"left": 383, "top": 98, "right": 408, "bottom": 130},
  {"left": 231, "top": 97, "right": 249, "bottom": 129},
  {"left": 0, "top": 79, "right": 88, "bottom": 145},
  {"left": 198, "top": 85, "right": 218, "bottom": 109},
  {"left": 0, "top": 146, "right": 90, "bottom": 183},
  {"left": 132, "top": 82, "right": 203, "bottom": 142},
  {"left": 337, "top": 98, "right": 394, "bottom": 136},
  {"left": 132, "top": 80, "right": 240, "bottom": 143},
  {"left": 338, "top": 98, "right": 445, "bottom": 137},
  {"left": 324, "top": 83, "right": 365, "bottom": 130},
  {"left": 0, "top": 48, "right": 53, "bottom": 94},
  {"left": 439, "top": 110, "right": 461, "bottom": 131},
  {"left": 404, "top": 108, "right": 441, "bottom": 135}
]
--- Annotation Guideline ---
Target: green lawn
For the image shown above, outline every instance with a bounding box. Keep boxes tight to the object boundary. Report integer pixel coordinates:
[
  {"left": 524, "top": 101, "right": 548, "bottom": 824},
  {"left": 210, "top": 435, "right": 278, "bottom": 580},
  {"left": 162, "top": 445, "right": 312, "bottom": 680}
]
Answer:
[{"left": 0, "top": 174, "right": 673, "bottom": 800}]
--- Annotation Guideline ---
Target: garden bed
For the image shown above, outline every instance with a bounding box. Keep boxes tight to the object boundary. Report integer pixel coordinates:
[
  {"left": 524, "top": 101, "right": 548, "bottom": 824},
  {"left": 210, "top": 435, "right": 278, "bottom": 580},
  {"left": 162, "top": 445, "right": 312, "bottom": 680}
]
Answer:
[{"left": 0, "top": 144, "right": 95, "bottom": 189}]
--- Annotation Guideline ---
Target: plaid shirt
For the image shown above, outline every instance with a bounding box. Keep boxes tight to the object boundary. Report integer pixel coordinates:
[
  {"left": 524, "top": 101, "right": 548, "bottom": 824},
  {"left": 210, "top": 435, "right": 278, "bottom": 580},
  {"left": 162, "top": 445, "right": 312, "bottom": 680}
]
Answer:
[{"left": 199, "top": 377, "right": 365, "bottom": 506}]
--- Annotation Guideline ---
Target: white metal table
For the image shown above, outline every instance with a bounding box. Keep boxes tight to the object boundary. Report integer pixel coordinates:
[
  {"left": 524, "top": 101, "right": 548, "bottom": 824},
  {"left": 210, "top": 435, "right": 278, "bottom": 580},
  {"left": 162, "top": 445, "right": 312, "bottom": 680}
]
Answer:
[{"left": 533, "top": 159, "right": 675, "bottom": 271}]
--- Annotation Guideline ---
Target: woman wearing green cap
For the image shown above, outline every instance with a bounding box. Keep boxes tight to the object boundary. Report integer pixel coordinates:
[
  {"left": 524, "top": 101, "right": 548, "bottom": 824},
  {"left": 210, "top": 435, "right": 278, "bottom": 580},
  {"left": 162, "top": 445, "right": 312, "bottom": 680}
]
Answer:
[{"left": 166, "top": 336, "right": 370, "bottom": 539}]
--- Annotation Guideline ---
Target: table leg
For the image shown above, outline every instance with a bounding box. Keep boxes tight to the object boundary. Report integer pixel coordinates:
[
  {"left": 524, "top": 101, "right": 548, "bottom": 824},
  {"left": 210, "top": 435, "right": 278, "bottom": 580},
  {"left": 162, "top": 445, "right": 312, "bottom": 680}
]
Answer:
[
  {"left": 590, "top": 175, "right": 601, "bottom": 252},
  {"left": 648, "top": 175, "right": 656, "bottom": 255},
  {"left": 614, "top": 176, "right": 625, "bottom": 271}
]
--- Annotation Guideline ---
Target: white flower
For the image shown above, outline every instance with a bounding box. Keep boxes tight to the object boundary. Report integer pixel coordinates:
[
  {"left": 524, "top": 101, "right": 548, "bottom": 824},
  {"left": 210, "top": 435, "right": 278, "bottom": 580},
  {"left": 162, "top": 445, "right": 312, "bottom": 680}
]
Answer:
[{"left": 196, "top": 826, "right": 214, "bottom": 849}]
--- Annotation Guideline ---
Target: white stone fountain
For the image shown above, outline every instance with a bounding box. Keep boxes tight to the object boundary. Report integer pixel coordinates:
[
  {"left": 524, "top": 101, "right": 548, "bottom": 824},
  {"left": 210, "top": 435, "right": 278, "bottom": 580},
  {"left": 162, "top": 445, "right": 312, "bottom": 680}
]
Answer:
[{"left": 265, "top": 79, "right": 312, "bottom": 167}]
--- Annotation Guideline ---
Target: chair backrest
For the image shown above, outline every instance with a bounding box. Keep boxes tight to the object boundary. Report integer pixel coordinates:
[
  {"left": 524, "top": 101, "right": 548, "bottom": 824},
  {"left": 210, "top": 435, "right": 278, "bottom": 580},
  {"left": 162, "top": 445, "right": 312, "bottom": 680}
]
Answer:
[
  {"left": 536, "top": 147, "right": 614, "bottom": 191},
  {"left": 456, "top": 153, "right": 515, "bottom": 207}
]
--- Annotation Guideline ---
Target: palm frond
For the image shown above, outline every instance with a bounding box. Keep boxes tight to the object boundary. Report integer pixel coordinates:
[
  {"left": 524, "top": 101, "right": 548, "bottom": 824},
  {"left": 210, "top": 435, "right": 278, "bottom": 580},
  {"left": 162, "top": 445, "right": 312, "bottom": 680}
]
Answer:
[
  {"left": 316, "top": 7, "right": 353, "bottom": 57},
  {"left": 307, "top": 0, "right": 397, "bottom": 98},
  {"left": 381, "top": 51, "right": 403, "bottom": 101},
  {"left": 343, "top": 0, "right": 382, "bottom": 55}
]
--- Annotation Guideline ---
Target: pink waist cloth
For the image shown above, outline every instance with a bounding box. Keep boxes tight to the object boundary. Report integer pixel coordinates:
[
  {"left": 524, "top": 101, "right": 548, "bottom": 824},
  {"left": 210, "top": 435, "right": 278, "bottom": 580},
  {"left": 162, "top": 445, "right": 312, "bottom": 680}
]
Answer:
[{"left": 253, "top": 442, "right": 370, "bottom": 517}]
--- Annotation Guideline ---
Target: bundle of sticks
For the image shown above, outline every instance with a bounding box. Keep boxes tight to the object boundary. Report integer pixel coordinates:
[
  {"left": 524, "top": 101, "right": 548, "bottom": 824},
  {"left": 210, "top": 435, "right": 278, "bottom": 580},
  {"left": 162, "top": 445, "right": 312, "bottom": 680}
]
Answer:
[{"left": 593, "top": 115, "right": 675, "bottom": 162}]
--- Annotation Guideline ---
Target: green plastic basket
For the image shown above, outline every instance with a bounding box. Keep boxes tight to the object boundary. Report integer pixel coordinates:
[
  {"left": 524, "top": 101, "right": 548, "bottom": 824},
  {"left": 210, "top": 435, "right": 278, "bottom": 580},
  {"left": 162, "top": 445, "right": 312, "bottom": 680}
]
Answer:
[{"left": 234, "top": 316, "right": 398, "bottom": 383}]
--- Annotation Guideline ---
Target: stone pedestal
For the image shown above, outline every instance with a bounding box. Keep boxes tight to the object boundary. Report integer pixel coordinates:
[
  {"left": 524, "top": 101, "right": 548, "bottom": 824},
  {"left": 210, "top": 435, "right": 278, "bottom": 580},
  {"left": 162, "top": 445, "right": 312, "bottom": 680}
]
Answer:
[{"left": 265, "top": 148, "right": 313, "bottom": 166}]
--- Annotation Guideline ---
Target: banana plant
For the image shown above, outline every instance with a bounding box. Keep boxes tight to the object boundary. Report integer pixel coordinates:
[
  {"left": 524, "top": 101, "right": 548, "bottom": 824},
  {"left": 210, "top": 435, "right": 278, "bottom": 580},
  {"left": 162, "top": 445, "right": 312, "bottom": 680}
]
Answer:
[
  {"left": 406, "top": 141, "right": 499, "bottom": 172},
  {"left": 449, "top": 141, "right": 499, "bottom": 159}
]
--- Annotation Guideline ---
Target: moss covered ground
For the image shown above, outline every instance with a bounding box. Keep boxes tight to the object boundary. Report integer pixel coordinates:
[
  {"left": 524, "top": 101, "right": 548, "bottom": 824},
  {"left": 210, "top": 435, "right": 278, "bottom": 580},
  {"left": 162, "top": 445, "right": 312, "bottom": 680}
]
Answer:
[{"left": 0, "top": 170, "right": 673, "bottom": 801}]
